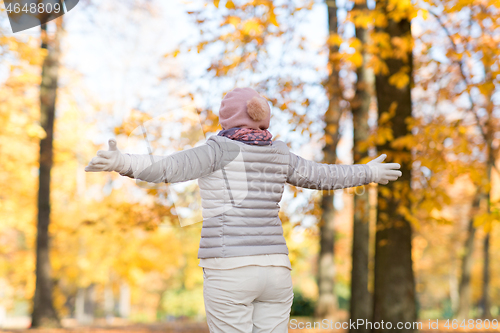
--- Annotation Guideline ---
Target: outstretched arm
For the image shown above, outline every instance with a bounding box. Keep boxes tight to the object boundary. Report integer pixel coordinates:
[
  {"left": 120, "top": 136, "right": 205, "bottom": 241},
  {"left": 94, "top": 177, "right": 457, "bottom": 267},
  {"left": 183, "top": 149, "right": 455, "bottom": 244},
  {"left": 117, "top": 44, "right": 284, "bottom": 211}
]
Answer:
[
  {"left": 85, "top": 138, "right": 222, "bottom": 183},
  {"left": 286, "top": 152, "right": 401, "bottom": 190}
]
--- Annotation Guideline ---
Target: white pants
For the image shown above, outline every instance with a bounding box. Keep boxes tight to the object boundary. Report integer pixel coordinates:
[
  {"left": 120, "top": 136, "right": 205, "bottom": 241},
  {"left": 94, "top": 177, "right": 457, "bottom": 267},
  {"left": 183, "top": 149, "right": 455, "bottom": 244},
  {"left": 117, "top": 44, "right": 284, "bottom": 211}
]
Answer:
[{"left": 203, "top": 265, "right": 294, "bottom": 333}]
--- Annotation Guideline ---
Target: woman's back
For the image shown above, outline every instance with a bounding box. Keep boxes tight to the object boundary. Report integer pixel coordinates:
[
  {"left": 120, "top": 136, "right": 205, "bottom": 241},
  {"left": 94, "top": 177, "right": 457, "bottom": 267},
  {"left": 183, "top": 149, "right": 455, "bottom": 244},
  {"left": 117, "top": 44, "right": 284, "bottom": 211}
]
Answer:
[{"left": 198, "top": 135, "right": 290, "bottom": 259}]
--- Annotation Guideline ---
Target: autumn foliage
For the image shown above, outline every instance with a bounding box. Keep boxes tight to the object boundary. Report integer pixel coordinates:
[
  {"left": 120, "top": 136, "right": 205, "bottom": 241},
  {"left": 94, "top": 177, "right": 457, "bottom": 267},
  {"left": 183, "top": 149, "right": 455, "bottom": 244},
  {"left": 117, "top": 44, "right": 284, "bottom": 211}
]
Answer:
[{"left": 1, "top": 0, "right": 500, "bottom": 329}]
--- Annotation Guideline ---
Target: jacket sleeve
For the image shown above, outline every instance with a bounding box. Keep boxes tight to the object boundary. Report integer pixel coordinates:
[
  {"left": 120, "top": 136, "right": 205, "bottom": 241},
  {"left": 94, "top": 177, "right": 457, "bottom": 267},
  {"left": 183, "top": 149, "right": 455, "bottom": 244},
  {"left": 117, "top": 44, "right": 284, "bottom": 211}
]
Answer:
[
  {"left": 286, "top": 152, "right": 373, "bottom": 190},
  {"left": 118, "top": 140, "right": 222, "bottom": 184}
]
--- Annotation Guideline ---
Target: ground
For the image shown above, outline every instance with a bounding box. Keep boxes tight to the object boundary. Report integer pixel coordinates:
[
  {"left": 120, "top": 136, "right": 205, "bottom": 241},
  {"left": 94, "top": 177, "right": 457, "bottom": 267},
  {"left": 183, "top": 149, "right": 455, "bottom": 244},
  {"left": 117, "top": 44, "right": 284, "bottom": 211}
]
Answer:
[{"left": 3, "top": 322, "right": 500, "bottom": 333}]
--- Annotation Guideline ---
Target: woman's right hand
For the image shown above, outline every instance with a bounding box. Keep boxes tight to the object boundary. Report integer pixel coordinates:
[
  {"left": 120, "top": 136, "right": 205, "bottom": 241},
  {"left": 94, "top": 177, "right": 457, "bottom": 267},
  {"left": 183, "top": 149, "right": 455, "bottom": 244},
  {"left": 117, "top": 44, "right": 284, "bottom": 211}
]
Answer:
[
  {"left": 85, "top": 139, "right": 131, "bottom": 173},
  {"left": 366, "top": 154, "right": 402, "bottom": 185}
]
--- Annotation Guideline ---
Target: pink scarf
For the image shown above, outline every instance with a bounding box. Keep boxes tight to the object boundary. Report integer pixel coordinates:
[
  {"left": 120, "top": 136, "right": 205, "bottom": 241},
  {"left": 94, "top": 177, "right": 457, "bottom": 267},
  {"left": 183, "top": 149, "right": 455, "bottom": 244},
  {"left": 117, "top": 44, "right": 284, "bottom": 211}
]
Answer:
[{"left": 218, "top": 127, "right": 273, "bottom": 146}]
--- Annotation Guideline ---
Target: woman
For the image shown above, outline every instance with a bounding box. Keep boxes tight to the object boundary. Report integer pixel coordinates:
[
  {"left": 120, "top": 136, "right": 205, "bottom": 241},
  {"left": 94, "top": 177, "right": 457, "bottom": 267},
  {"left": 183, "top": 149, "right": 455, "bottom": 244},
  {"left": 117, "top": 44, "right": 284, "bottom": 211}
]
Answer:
[{"left": 85, "top": 87, "right": 401, "bottom": 332}]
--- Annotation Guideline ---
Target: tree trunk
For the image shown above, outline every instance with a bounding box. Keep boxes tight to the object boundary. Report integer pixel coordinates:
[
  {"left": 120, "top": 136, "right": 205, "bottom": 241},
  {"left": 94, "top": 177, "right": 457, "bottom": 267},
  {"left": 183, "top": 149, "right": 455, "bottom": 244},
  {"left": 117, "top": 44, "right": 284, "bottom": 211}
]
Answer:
[
  {"left": 31, "top": 18, "right": 63, "bottom": 329},
  {"left": 371, "top": 1, "right": 416, "bottom": 331},
  {"left": 315, "top": 0, "right": 342, "bottom": 319},
  {"left": 75, "top": 288, "right": 85, "bottom": 324},
  {"left": 75, "top": 285, "right": 96, "bottom": 325},
  {"left": 104, "top": 284, "right": 115, "bottom": 323},
  {"left": 480, "top": 155, "right": 494, "bottom": 319},
  {"left": 350, "top": 0, "right": 373, "bottom": 330},
  {"left": 481, "top": 233, "right": 491, "bottom": 318},
  {"left": 119, "top": 282, "right": 131, "bottom": 318},
  {"left": 456, "top": 192, "right": 480, "bottom": 320}
]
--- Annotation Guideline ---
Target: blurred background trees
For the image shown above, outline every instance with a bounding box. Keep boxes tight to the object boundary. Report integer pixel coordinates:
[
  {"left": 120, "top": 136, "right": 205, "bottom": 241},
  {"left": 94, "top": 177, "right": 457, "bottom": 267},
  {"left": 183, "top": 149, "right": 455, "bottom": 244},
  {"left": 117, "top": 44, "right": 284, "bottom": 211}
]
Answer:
[{"left": 1, "top": 0, "right": 500, "bottom": 330}]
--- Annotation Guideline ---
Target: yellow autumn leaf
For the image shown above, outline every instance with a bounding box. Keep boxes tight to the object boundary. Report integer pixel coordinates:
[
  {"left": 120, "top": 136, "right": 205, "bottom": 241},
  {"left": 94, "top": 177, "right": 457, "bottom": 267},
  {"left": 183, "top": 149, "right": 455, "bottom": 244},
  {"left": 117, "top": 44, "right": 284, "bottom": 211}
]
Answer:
[
  {"left": 349, "top": 37, "right": 362, "bottom": 50},
  {"left": 473, "top": 212, "right": 489, "bottom": 228},
  {"left": 26, "top": 123, "right": 46, "bottom": 139},
  {"left": 327, "top": 33, "right": 343, "bottom": 46},
  {"left": 225, "top": 0, "right": 235, "bottom": 9},
  {"left": 387, "top": 0, "right": 407, "bottom": 12},
  {"left": 387, "top": 0, "right": 412, "bottom": 22},
  {"left": 419, "top": 8, "right": 429, "bottom": 20},
  {"left": 379, "top": 104, "right": 396, "bottom": 124},
  {"left": 373, "top": 10, "right": 388, "bottom": 27},
  {"left": 368, "top": 55, "right": 389, "bottom": 75},
  {"left": 166, "top": 49, "right": 180, "bottom": 58},
  {"left": 228, "top": 16, "right": 240, "bottom": 28},
  {"left": 197, "top": 41, "right": 207, "bottom": 53},
  {"left": 484, "top": 220, "right": 493, "bottom": 234},
  {"left": 352, "top": 9, "right": 372, "bottom": 29},
  {"left": 242, "top": 19, "right": 263, "bottom": 35},
  {"left": 269, "top": 10, "right": 279, "bottom": 27},
  {"left": 214, "top": 0, "right": 220, "bottom": 8},
  {"left": 388, "top": 67, "right": 410, "bottom": 89},
  {"left": 478, "top": 81, "right": 495, "bottom": 95},
  {"left": 391, "top": 135, "right": 414, "bottom": 150},
  {"left": 346, "top": 52, "right": 363, "bottom": 67},
  {"left": 376, "top": 127, "right": 394, "bottom": 144},
  {"left": 388, "top": 9, "right": 408, "bottom": 23},
  {"left": 401, "top": 205, "right": 421, "bottom": 229}
]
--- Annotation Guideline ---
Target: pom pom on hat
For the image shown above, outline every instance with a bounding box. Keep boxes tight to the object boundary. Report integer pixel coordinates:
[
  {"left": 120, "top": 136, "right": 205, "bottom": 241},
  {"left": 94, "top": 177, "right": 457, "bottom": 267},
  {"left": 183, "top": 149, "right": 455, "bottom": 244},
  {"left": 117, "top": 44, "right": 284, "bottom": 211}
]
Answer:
[
  {"left": 247, "top": 96, "right": 268, "bottom": 121},
  {"left": 218, "top": 87, "right": 271, "bottom": 130}
]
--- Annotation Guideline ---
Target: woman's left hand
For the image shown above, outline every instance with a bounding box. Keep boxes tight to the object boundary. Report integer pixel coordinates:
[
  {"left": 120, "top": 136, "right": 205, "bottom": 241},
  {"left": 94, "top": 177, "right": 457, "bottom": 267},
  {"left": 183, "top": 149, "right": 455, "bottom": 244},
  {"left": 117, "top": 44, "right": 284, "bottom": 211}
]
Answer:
[{"left": 366, "top": 154, "right": 402, "bottom": 185}]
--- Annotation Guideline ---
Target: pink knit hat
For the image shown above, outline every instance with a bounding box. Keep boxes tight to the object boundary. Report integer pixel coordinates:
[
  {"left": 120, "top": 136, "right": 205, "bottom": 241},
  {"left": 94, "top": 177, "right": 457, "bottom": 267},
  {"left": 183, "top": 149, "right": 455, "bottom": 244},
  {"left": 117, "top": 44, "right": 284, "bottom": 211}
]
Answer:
[{"left": 218, "top": 87, "right": 271, "bottom": 130}]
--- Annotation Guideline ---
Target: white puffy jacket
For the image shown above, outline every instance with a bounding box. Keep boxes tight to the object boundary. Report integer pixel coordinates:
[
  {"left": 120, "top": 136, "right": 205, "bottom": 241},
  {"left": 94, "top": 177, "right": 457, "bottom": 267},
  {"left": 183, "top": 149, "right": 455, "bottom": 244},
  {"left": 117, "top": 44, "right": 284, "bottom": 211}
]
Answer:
[{"left": 119, "top": 135, "right": 372, "bottom": 259}]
